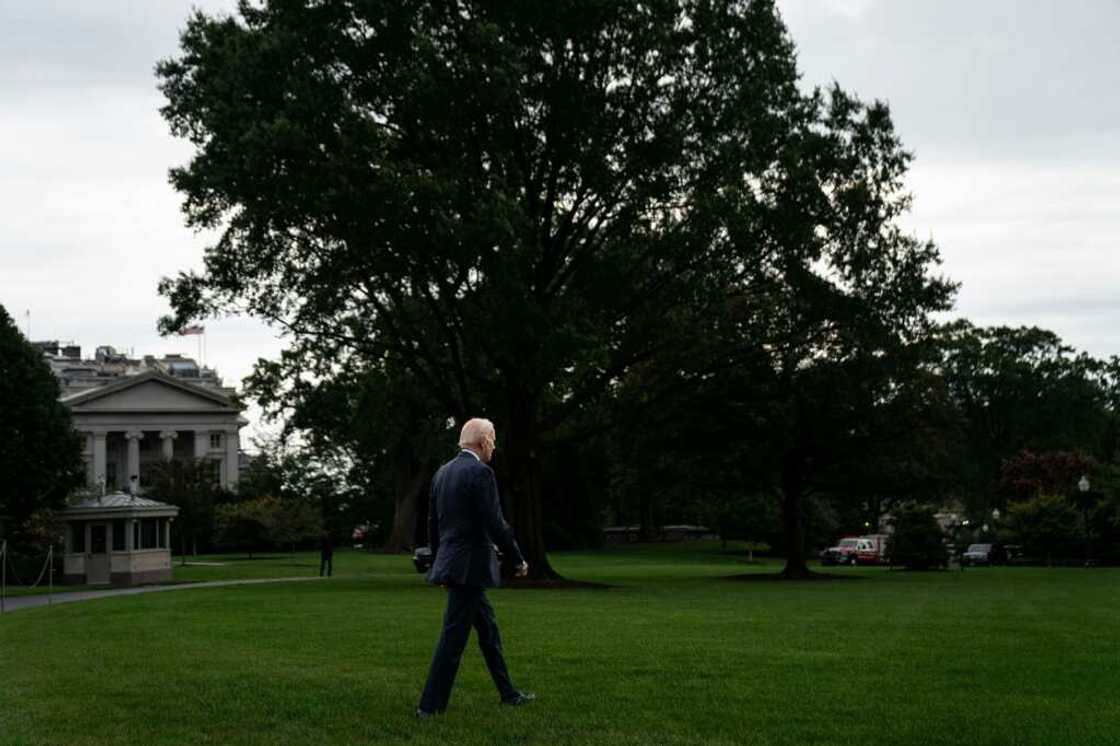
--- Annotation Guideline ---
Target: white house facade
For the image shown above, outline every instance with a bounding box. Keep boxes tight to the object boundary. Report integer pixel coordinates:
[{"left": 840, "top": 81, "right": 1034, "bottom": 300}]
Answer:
[{"left": 61, "top": 369, "right": 248, "bottom": 493}]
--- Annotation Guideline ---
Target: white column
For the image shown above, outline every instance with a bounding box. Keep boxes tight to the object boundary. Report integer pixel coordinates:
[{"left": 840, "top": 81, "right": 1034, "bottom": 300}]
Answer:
[
  {"left": 194, "top": 430, "right": 210, "bottom": 460},
  {"left": 125, "top": 431, "right": 144, "bottom": 491},
  {"left": 160, "top": 430, "right": 178, "bottom": 460},
  {"left": 224, "top": 428, "right": 240, "bottom": 488},
  {"left": 92, "top": 432, "right": 108, "bottom": 493},
  {"left": 81, "top": 431, "right": 94, "bottom": 483}
]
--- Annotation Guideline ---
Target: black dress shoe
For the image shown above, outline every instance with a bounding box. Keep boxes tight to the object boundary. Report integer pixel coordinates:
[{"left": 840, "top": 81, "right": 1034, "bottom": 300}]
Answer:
[
  {"left": 501, "top": 692, "right": 536, "bottom": 706},
  {"left": 415, "top": 707, "right": 438, "bottom": 719}
]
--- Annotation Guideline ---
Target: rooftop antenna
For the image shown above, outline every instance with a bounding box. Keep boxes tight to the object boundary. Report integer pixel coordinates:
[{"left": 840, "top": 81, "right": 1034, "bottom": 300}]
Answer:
[{"left": 24, "top": 309, "right": 30, "bottom": 340}]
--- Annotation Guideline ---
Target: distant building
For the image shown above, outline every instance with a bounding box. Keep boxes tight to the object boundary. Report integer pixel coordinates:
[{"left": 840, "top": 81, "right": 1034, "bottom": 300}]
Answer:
[
  {"left": 33, "top": 341, "right": 247, "bottom": 493},
  {"left": 35, "top": 341, "right": 232, "bottom": 397},
  {"left": 602, "top": 525, "right": 717, "bottom": 544},
  {"left": 59, "top": 493, "right": 180, "bottom": 586}
]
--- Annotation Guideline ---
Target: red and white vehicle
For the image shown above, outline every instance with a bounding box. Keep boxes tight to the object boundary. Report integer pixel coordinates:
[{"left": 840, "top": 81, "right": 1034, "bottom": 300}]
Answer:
[
  {"left": 820, "top": 536, "right": 862, "bottom": 566},
  {"left": 855, "top": 533, "right": 891, "bottom": 565},
  {"left": 821, "top": 533, "right": 891, "bottom": 566}
]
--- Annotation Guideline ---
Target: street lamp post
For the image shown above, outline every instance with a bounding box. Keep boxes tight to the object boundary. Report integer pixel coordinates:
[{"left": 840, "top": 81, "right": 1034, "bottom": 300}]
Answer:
[
  {"left": 1078, "top": 475, "right": 1092, "bottom": 567},
  {"left": 990, "top": 508, "right": 1002, "bottom": 562},
  {"left": 958, "top": 519, "right": 971, "bottom": 571}
]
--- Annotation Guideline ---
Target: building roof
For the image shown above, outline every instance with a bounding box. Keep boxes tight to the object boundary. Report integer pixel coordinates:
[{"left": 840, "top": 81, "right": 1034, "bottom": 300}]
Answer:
[
  {"left": 60, "top": 368, "right": 238, "bottom": 410},
  {"left": 70, "top": 493, "right": 168, "bottom": 509},
  {"left": 60, "top": 492, "right": 180, "bottom": 518},
  {"left": 47, "top": 345, "right": 233, "bottom": 399}
]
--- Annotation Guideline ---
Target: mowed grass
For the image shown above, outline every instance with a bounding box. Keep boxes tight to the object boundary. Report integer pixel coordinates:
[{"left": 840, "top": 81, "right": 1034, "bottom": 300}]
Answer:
[{"left": 2, "top": 544, "right": 1120, "bottom": 745}]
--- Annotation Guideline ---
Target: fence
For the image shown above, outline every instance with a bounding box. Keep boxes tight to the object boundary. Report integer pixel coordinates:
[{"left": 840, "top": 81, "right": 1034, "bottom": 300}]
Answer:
[{"left": 0, "top": 539, "right": 54, "bottom": 614}]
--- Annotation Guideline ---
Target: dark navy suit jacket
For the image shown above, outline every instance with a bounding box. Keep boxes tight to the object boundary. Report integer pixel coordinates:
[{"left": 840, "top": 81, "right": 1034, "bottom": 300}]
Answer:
[{"left": 427, "top": 451, "right": 524, "bottom": 588}]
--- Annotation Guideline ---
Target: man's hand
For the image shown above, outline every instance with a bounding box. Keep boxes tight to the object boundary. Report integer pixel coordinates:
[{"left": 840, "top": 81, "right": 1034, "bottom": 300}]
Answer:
[{"left": 515, "top": 561, "right": 529, "bottom": 578}]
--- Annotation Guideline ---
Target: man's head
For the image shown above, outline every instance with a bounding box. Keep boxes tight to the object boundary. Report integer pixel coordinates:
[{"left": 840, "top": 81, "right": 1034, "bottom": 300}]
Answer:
[{"left": 459, "top": 418, "right": 497, "bottom": 463}]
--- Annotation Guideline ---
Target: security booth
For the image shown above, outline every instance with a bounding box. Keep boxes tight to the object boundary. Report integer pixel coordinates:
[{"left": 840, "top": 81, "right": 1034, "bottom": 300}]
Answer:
[{"left": 60, "top": 493, "right": 179, "bottom": 586}]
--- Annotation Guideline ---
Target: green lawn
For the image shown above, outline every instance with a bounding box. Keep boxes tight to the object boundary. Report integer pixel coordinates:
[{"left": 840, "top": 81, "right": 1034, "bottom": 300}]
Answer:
[{"left": 2, "top": 543, "right": 1119, "bottom": 745}]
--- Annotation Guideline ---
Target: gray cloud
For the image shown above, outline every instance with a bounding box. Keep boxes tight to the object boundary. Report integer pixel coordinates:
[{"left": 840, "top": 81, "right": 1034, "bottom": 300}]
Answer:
[
  {"left": 0, "top": 0, "right": 282, "bottom": 445},
  {"left": 779, "top": 0, "right": 1120, "bottom": 359},
  {"left": 779, "top": 0, "right": 1120, "bottom": 149},
  {"left": 1, "top": 0, "right": 1118, "bottom": 445},
  {"left": 0, "top": 0, "right": 238, "bottom": 92}
]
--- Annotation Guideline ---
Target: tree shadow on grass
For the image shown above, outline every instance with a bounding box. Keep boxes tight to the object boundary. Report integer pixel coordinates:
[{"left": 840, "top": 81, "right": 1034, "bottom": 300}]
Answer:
[
  {"left": 198, "top": 555, "right": 299, "bottom": 562},
  {"left": 718, "top": 572, "right": 867, "bottom": 583},
  {"left": 501, "top": 578, "right": 615, "bottom": 590}
]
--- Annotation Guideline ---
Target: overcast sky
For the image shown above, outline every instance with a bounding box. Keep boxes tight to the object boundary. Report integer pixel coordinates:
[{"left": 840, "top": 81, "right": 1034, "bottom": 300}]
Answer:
[{"left": 3, "top": 0, "right": 1118, "bottom": 442}]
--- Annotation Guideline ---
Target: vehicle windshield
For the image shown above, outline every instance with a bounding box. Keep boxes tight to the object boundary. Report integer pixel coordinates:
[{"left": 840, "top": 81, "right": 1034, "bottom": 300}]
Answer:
[
  {"left": 839, "top": 539, "right": 860, "bottom": 547},
  {"left": 967, "top": 544, "right": 991, "bottom": 553}
]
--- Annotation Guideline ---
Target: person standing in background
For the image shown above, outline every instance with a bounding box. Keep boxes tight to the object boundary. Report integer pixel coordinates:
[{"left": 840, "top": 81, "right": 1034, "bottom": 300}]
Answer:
[{"left": 320, "top": 531, "right": 334, "bottom": 577}]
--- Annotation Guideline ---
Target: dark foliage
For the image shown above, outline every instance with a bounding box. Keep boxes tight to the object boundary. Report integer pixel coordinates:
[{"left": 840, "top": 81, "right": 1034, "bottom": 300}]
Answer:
[
  {"left": 998, "top": 449, "right": 1095, "bottom": 503},
  {"left": 155, "top": 2, "right": 953, "bottom": 578},
  {"left": 0, "top": 304, "right": 85, "bottom": 544},
  {"left": 886, "top": 502, "right": 949, "bottom": 570}
]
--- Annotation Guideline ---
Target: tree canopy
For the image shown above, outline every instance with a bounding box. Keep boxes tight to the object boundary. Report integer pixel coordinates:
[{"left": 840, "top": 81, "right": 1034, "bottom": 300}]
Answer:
[
  {"left": 157, "top": 0, "right": 954, "bottom": 577},
  {"left": 145, "top": 457, "right": 226, "bottom": 561},
  {"left": 938, "top": 321, "right": 1116, "bottom": 512},
  {"left": 0, "top": 303, "right": 85, "bottom": 541}
]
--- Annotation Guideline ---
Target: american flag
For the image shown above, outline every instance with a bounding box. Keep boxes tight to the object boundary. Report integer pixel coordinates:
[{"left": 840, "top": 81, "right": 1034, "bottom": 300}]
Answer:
[{"left": 177, "top": 325, "right": 205, "bottom": 336}]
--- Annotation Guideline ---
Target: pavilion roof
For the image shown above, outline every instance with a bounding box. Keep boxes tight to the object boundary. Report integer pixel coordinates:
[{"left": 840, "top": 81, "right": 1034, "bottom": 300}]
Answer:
[{"left": 61, "top": 492, "right": 180, "bottom": 518}]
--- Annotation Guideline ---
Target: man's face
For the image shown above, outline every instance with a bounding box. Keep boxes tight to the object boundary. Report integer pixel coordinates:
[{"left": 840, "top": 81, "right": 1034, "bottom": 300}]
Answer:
[{"left": 481, "top": 428, "right": 496, "bottom": 463}]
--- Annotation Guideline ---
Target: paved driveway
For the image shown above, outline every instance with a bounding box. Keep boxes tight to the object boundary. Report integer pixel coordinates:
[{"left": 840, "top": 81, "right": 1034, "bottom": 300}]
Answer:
[{"left": 1, "top": 576, "right": 326, "bottom": 614}]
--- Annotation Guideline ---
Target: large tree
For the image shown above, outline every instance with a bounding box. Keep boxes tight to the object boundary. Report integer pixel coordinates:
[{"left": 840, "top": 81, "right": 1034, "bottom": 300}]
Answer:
[
  {"left": 938, "top": 322, "right": 1113, "bottom": 511},
  {"left": 236, "top": 434, "right": 375, "bottom": 546},
  {"left": 156, "top": 0, "right": 952, "bottom": 578},
  {"left": 254, "top": 361, "right": 448, "bottom": 552},
  {"left": 0, "top": 303, "right": 85, "bottom": 540},
  {"left": 145, "top": 457, "right": 224, "bottom": 561}
]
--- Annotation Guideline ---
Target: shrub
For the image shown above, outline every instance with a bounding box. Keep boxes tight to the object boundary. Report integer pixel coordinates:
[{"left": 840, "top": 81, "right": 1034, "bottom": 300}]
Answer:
[
  {"left": 1006, "top": 493, "right": 1081, "bottom": 564},
  {"left": 215, "top": 495, "right": 322, "bottom": 558},
  {"left": 886, "top": 503, "right": 949, "bottom": 570}
]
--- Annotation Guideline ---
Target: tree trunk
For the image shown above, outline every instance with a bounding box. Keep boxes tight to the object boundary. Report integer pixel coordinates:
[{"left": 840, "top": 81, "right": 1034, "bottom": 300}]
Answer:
[
  {"left": 383, "top": 447, "right": 427, "bottom": 553},
  {"left": 638, "top": 491, "right": 657, "bottom": 542},
  {"left": 779, "top": 451, "right": 813, "bottom": 579},
  {"left": 501, "top": 389, "right": 559, "bottom": 580}
]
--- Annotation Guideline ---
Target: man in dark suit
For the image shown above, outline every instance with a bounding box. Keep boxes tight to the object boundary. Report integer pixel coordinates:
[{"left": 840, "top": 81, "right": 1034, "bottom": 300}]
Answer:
[
  {"left": 319, "top": 531, "right": 334, "bottom": 577},
  {"left": 416, "top": 418, "right": 535, "bottom": 717}
]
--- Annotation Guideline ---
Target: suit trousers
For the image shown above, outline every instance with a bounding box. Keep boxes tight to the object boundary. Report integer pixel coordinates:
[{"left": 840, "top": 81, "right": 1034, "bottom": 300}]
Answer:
[{"left": 419, "top": 584, "right": 518, "bottom": 712}]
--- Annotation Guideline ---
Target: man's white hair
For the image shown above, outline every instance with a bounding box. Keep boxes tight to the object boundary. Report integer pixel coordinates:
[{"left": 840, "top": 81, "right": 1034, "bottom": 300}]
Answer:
[{"left": 458, "top": 418, "right": 495, "bottom": 449}]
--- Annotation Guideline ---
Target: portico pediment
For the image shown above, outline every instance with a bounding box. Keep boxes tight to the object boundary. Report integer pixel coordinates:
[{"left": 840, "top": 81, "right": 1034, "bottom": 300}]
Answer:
[{"left": 63, "top": 370, "right": 238, "bottom": 413}]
